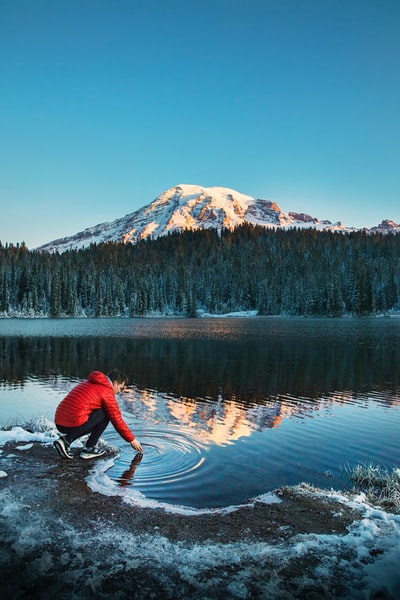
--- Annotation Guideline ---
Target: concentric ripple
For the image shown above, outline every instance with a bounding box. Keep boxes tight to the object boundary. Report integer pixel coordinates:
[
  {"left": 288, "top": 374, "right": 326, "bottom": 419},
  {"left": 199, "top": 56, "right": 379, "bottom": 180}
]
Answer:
[{"left": 106, "top": 425, "right": 207, "bottom": 494}]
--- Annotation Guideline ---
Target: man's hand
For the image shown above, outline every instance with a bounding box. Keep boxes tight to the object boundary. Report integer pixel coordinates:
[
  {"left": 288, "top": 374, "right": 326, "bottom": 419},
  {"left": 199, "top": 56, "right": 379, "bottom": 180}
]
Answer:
[{"left": 131, "top": 439, "right": 143, "bottom": 453}]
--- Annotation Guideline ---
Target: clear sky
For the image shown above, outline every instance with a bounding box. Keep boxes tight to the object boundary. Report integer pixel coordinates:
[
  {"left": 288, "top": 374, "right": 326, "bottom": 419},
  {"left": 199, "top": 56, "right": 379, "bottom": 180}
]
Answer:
[{"left": 1, "top": 0, "right": 399, "bottom": 248}]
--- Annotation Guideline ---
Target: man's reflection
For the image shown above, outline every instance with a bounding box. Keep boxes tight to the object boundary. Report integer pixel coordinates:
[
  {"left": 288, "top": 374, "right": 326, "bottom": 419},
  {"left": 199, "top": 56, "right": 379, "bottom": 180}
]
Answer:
[{"left": 116, "top": 452, "right": 143, "bottom": 487}]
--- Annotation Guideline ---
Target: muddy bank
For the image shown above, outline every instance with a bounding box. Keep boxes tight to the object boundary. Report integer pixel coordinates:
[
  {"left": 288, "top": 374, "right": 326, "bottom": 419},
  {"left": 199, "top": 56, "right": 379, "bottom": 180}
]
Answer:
[
  {"left": 0, "top": 441, "right": 391, "bottom": 599},
  {"left": 2, "top": 441, "right": 357, "bottom": 541}
]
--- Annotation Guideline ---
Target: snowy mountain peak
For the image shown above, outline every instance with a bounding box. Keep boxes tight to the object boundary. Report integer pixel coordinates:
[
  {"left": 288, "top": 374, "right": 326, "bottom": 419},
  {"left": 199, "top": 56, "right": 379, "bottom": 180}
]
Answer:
[
  {"left": 36, "top": 184, "right": 398, "bottom": 252},
  {"left": 152, "top": 185, "right": 259, "bottom": 230},
  {"left": 369, "top": 219, "right": 400, "bottom": 234}
]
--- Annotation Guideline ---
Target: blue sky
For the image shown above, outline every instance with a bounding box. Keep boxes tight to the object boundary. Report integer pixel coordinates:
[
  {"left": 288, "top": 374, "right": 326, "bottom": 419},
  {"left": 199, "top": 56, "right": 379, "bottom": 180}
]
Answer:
[{"left": 1, "top": 0, "right": 399, "bottom": 248}]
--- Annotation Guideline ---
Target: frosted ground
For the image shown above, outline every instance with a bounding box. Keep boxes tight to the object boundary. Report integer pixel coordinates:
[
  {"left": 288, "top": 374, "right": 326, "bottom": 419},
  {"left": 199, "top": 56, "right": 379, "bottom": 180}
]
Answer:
[{"left": 1, "top": 422, "right": 400, "bottom": 599}]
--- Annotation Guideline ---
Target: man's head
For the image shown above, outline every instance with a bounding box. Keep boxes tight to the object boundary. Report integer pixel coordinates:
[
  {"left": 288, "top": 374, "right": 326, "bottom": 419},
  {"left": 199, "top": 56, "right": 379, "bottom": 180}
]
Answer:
[{"left": 107, "top": 369, "right": 128, "bottom": 393}]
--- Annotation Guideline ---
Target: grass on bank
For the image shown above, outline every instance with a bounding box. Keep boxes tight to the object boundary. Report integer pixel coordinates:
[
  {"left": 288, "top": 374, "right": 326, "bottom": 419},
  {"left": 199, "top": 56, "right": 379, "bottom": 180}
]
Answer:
[
  {"left": 0, "top": 416, "right": 54, "bottom": 433},
  {"left": 347, "top": 463, "right": 400, "bottom": 510}
]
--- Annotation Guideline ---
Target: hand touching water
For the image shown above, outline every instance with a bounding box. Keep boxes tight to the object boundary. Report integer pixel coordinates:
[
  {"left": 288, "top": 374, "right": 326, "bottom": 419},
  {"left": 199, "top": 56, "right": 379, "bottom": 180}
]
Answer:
[{"left": 131, "top": 439, "right": 143, "bottom": 453}]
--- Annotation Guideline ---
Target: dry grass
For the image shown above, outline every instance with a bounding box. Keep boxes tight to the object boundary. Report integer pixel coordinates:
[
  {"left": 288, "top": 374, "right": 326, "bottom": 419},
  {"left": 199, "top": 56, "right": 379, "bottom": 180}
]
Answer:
[
  {"left": 0, "top": 416, "right": 54, "bottom": 433},
  {"left": 348, "top": 463, "right": 400, "bottom": 510}
]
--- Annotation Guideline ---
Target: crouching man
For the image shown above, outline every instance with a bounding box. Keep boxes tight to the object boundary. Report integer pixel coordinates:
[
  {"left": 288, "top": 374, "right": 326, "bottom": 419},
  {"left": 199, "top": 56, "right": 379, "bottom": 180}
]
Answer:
[{"left": 53, "top": 369, "right": 143, "bottom": 459}]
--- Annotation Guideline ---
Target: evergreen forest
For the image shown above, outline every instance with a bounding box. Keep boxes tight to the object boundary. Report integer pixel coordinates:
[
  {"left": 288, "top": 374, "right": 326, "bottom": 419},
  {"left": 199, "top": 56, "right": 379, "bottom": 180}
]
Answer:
[{"left": 1, "top": 225, "right": 400, "bottom": 318}]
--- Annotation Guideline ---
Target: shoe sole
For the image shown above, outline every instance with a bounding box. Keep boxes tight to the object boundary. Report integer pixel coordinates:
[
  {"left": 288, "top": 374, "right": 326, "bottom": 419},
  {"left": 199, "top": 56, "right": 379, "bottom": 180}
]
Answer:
[
  {"left": 79, "top": 452, "right": 106, "bottom": 460},
  {"left": 54, "top": 439, "right": 73, "bottom": 459}
]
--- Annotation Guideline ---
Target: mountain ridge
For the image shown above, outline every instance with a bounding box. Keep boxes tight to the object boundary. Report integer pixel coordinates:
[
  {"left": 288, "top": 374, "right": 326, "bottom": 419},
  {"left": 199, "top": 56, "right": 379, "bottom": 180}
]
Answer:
[{"left": 37, "top": 184, "right": 400, "bottom": 252}]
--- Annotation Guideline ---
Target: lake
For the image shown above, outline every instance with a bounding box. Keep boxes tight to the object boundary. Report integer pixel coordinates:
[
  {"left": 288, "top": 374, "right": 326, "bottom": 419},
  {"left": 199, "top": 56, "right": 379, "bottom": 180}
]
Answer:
[{"left": 1, "top": 316, "right": 399, "bottom": 509}]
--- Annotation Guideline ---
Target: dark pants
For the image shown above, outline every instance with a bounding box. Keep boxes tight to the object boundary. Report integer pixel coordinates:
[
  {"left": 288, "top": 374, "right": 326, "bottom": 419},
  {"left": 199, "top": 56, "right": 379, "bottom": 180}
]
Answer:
[{"left": 56, "top": 408, "right": 109, "bottom": 449}]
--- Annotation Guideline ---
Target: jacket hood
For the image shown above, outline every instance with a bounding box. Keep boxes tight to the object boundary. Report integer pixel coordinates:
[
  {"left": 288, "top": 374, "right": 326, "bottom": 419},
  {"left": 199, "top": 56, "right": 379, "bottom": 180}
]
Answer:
[{"left": 87, "top": 371, "right": 111, "bottom": 387}]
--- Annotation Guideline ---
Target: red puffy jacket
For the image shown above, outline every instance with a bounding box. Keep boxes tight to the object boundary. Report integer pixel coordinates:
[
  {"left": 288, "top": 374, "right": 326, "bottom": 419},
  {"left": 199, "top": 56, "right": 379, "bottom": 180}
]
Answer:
[{"left": 55, "top": 371, "right": 135, "bottom": 443}]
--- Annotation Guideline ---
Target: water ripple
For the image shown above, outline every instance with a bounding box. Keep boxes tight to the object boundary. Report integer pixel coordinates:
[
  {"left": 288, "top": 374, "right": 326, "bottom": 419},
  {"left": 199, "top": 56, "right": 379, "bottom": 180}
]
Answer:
[{"left": 108, "top": 425, "right": 207, "bottom": 490}]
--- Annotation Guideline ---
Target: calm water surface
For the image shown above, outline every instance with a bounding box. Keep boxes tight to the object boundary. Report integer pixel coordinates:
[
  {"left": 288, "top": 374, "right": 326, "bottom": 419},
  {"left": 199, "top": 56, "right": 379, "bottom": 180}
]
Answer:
[{"left": 1, "top": 317, "right": 399, "bottom": 508}]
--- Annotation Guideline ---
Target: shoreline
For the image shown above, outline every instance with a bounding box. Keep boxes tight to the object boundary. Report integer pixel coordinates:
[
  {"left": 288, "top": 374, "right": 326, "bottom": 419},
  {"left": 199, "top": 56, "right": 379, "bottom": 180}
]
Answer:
[
  {"left": 1, "top": 311, "right": 400, "bottom": 319},
  {"left": 2, "top": 440, "right": 399, "bottom": 598},
  {"left": 2, "top": 442, "right": 357, "bottom": 543}
]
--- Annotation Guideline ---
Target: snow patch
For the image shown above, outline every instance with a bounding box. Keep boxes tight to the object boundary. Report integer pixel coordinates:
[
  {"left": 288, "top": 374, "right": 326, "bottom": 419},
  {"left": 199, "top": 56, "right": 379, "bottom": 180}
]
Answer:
[{"left": 257, "top": 492, "right": 283, "bottom": 504}]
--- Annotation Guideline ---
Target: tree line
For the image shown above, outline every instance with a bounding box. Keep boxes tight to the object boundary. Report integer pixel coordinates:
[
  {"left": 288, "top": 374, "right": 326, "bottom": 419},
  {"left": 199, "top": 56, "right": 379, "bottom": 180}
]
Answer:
[{"left": 1, "top": 224, "right": 400, "bottom": 318}]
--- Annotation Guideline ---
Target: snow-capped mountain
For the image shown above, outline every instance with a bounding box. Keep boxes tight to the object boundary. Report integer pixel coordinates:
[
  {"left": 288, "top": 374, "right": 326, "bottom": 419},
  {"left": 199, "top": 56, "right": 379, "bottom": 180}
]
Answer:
[
  {"left": 36, "top": 184, "right": 399, "bottom": 252},
  {"left": 368, "top": 219, "right": 400, "bottom": 234}
]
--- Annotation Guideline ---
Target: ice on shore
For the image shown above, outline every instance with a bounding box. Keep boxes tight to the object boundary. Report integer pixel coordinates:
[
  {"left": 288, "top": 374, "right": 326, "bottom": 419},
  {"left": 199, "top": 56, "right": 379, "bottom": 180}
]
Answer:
[{"left": 1, "top": 423, "right": 400, "bottom": 598}]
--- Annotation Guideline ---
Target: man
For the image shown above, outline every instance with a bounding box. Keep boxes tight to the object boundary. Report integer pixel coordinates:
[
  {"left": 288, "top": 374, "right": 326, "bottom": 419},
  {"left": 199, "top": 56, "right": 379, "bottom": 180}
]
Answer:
[{"left": 53, "top": 369, "right": 143, "bottom": 459}]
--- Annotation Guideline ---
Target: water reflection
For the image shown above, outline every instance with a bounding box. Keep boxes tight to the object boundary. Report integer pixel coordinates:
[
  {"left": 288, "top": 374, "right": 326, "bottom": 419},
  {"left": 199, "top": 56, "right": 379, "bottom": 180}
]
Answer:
[
  {"left": 1, "top": 318, "right": 400, "bottom": 507},
  {"left": 116, "top": 453, "right": 143, "bottom": 487},
  {"left": 1, "top": 331, "right": 400, "bottom": 403}
]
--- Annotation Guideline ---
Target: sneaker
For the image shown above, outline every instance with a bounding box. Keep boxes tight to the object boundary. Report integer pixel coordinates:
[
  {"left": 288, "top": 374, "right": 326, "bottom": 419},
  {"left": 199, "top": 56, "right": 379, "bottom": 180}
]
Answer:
[
  {"left": 54, "top": 436, "right": 73, "bottom": 459},
  {"left": 79, "top": 447, "right": 106, "bottom": 460}
]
